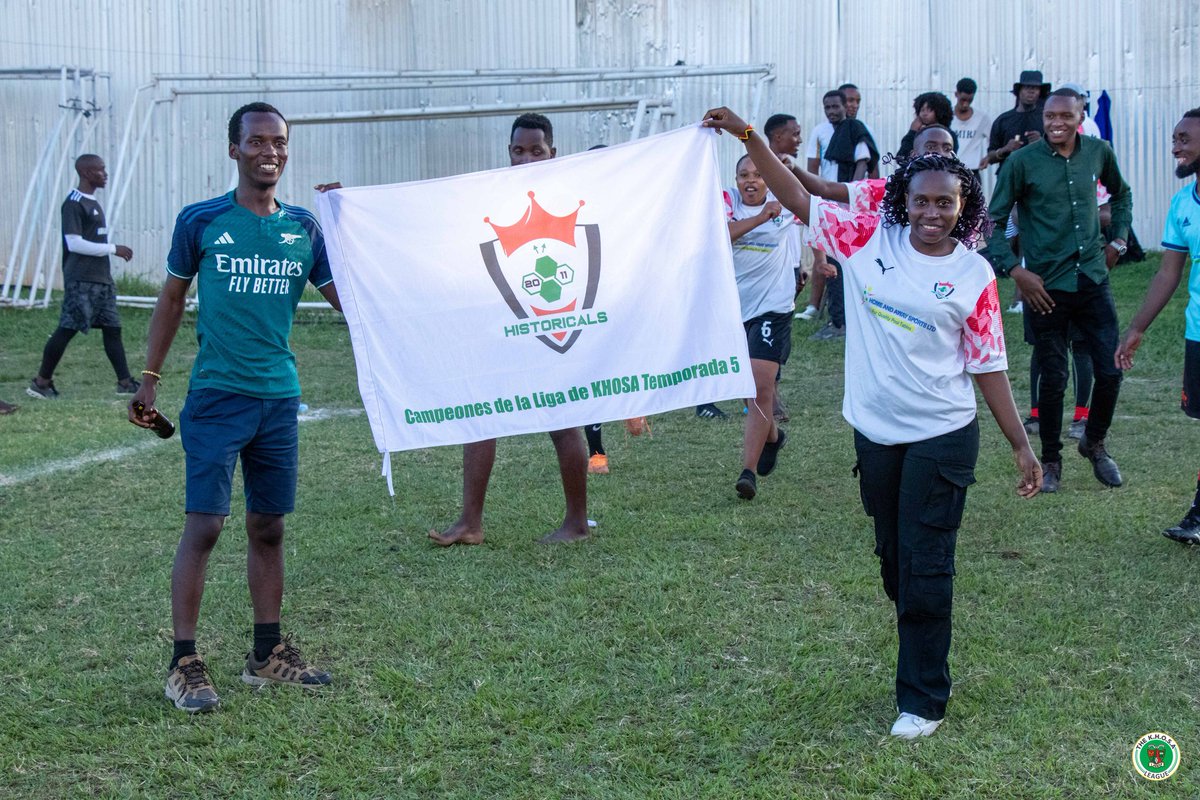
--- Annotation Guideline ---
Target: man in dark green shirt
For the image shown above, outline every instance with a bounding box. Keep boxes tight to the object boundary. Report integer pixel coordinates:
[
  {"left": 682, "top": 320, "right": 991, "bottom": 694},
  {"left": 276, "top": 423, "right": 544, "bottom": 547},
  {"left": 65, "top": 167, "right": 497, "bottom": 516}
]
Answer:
[{"left": 988, "top": 88, "right": 1133, "bottom": 492}]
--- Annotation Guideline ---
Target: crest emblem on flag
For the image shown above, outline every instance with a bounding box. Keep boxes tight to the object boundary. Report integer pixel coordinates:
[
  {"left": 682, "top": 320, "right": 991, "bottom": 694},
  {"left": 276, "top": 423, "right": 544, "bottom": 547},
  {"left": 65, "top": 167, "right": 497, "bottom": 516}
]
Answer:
[{"left": 480, "top": 191, "right": 601, "bottom": 354}]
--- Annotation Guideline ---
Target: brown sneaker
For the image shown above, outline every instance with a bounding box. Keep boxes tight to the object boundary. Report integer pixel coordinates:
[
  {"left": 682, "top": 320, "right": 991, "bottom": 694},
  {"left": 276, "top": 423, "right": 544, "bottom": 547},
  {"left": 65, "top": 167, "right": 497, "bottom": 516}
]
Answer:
[
  {"left": 242, "top": 639, "right": 331, "bottom": 688},
  {"left": 164, "top": 654, "right": 220, "bottom": 713}
]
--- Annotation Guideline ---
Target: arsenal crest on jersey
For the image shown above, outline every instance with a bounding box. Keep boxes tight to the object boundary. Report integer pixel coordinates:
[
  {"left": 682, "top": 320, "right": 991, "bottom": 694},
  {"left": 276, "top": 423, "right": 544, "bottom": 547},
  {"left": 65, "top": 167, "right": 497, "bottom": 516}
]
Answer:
[{"left": 480, "top": 191, "right": 601, "bottom": 354}]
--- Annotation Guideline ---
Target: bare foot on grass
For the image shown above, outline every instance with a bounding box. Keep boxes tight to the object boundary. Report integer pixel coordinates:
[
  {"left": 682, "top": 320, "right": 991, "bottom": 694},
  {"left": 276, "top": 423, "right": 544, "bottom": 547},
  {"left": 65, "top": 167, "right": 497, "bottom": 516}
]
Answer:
[
  {"left": 537, "top": 524, "right": 590, "bottom": 544},
  {"left": 428, "top": 522, "right": 484, "bottom": 547}
]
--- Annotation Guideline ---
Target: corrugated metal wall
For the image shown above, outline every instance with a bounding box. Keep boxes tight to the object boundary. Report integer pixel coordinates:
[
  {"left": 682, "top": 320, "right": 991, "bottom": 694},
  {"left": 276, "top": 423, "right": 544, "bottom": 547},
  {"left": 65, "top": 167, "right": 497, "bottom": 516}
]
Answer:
[{"left": 1, "top": 0, "right": 1196, "bottom": 283}]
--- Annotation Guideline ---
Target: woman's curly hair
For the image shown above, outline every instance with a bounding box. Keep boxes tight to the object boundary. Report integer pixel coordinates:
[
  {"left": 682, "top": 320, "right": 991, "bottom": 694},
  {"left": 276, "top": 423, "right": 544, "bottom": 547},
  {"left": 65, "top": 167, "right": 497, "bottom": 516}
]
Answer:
[{"left": 879, "top": 153, "right": 993, "bottom": 249}]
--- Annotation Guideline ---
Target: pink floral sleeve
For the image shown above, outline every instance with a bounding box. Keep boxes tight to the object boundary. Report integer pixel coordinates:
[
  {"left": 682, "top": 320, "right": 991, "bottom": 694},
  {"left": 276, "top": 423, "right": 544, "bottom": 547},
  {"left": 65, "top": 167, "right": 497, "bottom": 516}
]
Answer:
[
  {"left": 962, "top": 279, "right": 1008, "bottom": 372},
  {"left": 804, "top": 179, "right": 886, "bottom": 261}
]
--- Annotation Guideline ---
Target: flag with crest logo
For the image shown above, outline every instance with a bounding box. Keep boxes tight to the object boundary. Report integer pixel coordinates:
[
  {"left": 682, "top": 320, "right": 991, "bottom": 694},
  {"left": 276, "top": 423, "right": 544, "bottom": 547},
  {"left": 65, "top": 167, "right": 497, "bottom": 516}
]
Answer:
[{"left": 316, "top": 125, "right": 753, "bottom": 462}]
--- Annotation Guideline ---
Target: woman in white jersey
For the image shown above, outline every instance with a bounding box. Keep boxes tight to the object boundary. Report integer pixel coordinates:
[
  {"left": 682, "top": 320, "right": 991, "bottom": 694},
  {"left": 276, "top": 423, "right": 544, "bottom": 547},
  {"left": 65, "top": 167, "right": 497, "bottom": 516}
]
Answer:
[{"left": 702, "top": 107, "right": 1041, "bottom": 739}]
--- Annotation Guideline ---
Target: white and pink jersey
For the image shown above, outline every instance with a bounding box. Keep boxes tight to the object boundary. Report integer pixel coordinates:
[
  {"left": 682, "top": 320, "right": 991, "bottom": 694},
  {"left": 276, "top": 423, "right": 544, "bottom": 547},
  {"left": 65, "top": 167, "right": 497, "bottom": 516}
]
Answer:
[
  {"left": 806, "top": 179, "right": 1007, "bottom": 445},
  {"left": 723, "top": 188, "right": 799, "bottom": 321}
]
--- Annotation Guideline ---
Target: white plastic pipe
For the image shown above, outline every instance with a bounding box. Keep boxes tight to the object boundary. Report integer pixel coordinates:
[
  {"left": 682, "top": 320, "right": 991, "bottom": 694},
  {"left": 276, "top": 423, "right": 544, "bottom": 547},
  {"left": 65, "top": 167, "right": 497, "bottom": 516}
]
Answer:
[
  {"left": 153, "top": 65, "right": 774, "bottom": 82},
  {"left": 21, "top": 112, "right": 88, "bottom": 307},
  {"left": 2, "top": 110, "right": 67, "bottom": 301},
  {"left": 287, "top": 97, "right": 668, "bottom": 125}
]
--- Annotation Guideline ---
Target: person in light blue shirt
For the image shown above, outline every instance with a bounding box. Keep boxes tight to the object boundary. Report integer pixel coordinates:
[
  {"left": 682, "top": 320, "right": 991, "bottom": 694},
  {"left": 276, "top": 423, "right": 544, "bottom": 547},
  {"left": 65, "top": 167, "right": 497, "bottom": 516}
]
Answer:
[{"left": 1116, "top": 108, "right": 1200, "bottom": 544}]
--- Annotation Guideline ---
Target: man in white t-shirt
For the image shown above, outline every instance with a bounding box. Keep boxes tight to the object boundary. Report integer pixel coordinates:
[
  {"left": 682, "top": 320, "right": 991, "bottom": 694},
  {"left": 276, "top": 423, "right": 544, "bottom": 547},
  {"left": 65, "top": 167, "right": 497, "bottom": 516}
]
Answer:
[
  {"left": 805, "top": 89, "right": 873, "bottom": 341},
  {"left": 805, "top": 90, "right": 871, "bottom": 183},
  {"left": 950, "top": 77, "right": 991, "bottom": 174},
  {"left": 723, "top": 154, "right": 798, "bottom": 500}
]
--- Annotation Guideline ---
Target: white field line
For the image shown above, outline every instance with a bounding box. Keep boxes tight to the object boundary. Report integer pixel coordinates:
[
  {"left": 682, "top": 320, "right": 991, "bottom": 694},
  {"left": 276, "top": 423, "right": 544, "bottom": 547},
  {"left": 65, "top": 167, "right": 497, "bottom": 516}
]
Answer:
[{"left": 0, "top": 407, "right": 364, "bottom": 489}]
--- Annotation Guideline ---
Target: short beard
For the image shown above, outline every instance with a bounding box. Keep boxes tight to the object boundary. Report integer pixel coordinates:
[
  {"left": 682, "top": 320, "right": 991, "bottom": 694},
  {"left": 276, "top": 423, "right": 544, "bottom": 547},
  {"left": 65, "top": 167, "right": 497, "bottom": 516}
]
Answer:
[{"left": 1176, "top": 156, "right": 1200, "bottom": 179}]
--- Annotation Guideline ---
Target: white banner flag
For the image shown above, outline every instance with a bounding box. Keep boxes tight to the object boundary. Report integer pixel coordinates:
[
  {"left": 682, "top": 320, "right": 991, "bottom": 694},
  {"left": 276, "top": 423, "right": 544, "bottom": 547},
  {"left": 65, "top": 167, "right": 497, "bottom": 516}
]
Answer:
[{"left": 316, "top": 125, "right": 754, "bottom": 458}]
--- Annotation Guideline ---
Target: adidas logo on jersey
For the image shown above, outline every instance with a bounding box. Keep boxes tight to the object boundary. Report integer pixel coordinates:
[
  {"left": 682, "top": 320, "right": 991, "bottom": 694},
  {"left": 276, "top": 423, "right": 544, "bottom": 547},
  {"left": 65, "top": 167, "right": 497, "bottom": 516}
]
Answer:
[{"left": 213, "top": 232, "right": 235, "bottom": 245}]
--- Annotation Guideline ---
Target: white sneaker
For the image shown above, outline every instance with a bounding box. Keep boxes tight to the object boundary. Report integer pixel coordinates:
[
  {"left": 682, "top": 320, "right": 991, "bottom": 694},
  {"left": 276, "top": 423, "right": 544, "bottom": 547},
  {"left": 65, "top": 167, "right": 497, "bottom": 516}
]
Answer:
[
  {"left": 1006, "top": 301, "right": 1023, "bottom": 314},
  {"left": 890, "top": 712, "right": 942, "bottom": 739},
  {"left": 794, "top": 305, "right": 818, "bottom": 320}
]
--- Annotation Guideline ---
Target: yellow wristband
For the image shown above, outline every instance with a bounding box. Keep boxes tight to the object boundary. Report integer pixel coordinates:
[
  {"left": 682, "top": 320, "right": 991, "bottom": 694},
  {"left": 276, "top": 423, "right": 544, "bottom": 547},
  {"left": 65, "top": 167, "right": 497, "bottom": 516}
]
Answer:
[
  {"left": 738, "top": 125, "right": 754, "bottom": 141},
  {"left": 141, "top": 370, "right": 162, "bottom": 381}
]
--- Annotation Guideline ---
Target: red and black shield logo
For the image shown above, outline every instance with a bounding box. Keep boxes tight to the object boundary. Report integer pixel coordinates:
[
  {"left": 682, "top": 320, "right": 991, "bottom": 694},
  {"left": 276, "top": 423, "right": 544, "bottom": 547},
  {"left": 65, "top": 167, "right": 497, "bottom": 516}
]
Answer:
[{"left": 480, "top": 192, "right": 600, "bottom": 354}]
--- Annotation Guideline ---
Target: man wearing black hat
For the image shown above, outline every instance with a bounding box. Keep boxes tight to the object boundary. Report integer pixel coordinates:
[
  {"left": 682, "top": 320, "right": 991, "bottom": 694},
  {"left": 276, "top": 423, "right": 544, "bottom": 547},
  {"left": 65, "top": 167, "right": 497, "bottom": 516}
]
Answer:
[{"left": 982, "top": 70, "right": 1051, "bottom": 168}]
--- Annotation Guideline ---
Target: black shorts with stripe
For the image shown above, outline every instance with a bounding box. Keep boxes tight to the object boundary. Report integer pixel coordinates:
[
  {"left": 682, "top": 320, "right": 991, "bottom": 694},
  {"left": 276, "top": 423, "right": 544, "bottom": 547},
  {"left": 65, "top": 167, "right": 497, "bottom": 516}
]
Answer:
[{"left": 1182, "top": 340, "right": 1200, "bottom": 419}]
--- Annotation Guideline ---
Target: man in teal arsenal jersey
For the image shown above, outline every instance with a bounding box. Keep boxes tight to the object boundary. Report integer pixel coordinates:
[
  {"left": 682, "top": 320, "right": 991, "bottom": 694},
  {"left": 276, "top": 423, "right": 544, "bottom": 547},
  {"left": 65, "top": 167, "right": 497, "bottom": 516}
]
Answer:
[
  {"left": 129, "top": 102, "right": 342, "bottom": 713},
  {"left": 1117, "top": 108, "right": 1200, "bottom": 544}
]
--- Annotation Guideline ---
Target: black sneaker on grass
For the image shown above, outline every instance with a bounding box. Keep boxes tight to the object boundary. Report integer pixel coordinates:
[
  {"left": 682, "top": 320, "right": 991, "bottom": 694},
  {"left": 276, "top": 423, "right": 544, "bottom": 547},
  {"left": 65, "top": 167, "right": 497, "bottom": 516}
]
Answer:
[
  {"left": 1163, "top": 508, "right": 1200, "bottom": 545},
  {"left": 1077, "top": 433, "right": 1122, "bottom": 487},
  {"left": 26, "top": 378, "right": 59, "bottom": 400},
  {"left": 1041, "top": 460, "right": 1061, "bottom": 493},
  {"left": 116, "top": 377, "right": 141, "bottom": 395},
  {"left": 756, "top": 429, "right": 787, "bottom": 476},
  {"left": 808, "top": 323, "right": 845, "bottom": 341},
  {"left": 695, "top": 403, "right": 727, "bottom": 419},
  {"left": 242, "top": 639, "right": 331, "bottom": 688},
  {"left": 164, "top": 654, "right": 220, "bottom": 713},
  {"left": 736, "top": 469, "right": 757, "bottom": 500}
]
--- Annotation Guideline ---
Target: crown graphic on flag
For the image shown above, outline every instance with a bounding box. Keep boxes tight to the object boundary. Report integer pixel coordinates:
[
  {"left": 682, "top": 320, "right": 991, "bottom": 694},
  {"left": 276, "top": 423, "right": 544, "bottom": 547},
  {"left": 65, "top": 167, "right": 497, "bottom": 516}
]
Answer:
[{"left": 484, "top": 192, "right": 584, "bottom": 257}]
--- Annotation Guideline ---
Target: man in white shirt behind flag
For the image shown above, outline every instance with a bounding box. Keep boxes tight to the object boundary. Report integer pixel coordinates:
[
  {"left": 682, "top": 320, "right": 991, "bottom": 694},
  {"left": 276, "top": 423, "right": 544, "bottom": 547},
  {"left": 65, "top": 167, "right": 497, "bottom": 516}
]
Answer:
[
  {"left": 430, "top": 113, "right": 591, "bottom": 546},
  {"left": 316, "top": 116, "right": 755, "bottom": 541}
]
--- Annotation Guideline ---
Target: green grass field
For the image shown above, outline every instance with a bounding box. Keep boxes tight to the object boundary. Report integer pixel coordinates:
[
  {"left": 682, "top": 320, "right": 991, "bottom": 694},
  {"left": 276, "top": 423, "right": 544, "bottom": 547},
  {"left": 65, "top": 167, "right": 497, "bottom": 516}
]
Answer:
[{"left": 1, "top": 257, "right": 1198, "bottom": 798}]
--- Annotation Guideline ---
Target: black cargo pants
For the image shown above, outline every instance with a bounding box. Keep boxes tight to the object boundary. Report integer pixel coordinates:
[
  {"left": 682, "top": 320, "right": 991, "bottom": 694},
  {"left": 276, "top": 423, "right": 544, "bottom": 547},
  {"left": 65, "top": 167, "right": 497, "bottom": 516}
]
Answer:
[{"left": 854, "top": 419, "right": 978, "bottom": 721}]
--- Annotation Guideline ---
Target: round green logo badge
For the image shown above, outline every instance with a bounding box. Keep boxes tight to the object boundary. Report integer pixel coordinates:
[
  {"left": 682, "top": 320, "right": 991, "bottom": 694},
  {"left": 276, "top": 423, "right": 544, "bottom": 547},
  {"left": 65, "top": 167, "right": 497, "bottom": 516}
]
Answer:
[{"left": 1132, "top": 732, "right": 1180, "bottom": 781}]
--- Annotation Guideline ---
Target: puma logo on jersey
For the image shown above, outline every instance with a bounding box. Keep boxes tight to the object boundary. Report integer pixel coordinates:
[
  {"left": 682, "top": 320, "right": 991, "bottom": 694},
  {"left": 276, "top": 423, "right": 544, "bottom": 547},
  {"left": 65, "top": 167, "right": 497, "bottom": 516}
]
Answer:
[
  {"left": 279, "top": 233, "right": 301, "bottom": 245},
  {"left": 213, "top": 232, "right": 235, "bottom": 245},
  {"left": 875, "top": 258, "right": 894, "bottom": 275}
]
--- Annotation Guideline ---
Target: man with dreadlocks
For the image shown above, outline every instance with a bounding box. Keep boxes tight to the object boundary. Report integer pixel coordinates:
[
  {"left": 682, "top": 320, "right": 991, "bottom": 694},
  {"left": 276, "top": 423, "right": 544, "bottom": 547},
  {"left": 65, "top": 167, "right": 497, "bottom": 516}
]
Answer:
[
  {"left": 1116, "top": 108, "right": 1200, "bottom": 544},
  {"left": 702, "top": 106, "right": 1041, "bottom": 739}
]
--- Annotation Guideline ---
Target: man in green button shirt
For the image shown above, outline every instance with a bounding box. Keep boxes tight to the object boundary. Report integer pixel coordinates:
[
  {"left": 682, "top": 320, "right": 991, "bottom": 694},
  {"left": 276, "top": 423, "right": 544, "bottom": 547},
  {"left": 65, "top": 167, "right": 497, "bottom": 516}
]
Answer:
[{"left": 987, "top": 88, "right": 1132, "bottom": 493}]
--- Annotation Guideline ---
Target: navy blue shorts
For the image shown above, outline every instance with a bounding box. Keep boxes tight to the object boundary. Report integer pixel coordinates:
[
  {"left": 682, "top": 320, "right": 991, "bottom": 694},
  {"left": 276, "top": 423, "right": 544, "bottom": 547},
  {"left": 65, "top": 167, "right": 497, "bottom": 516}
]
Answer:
[{"left": 180, "top": 388, "right": 300, "bottom": 516}]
